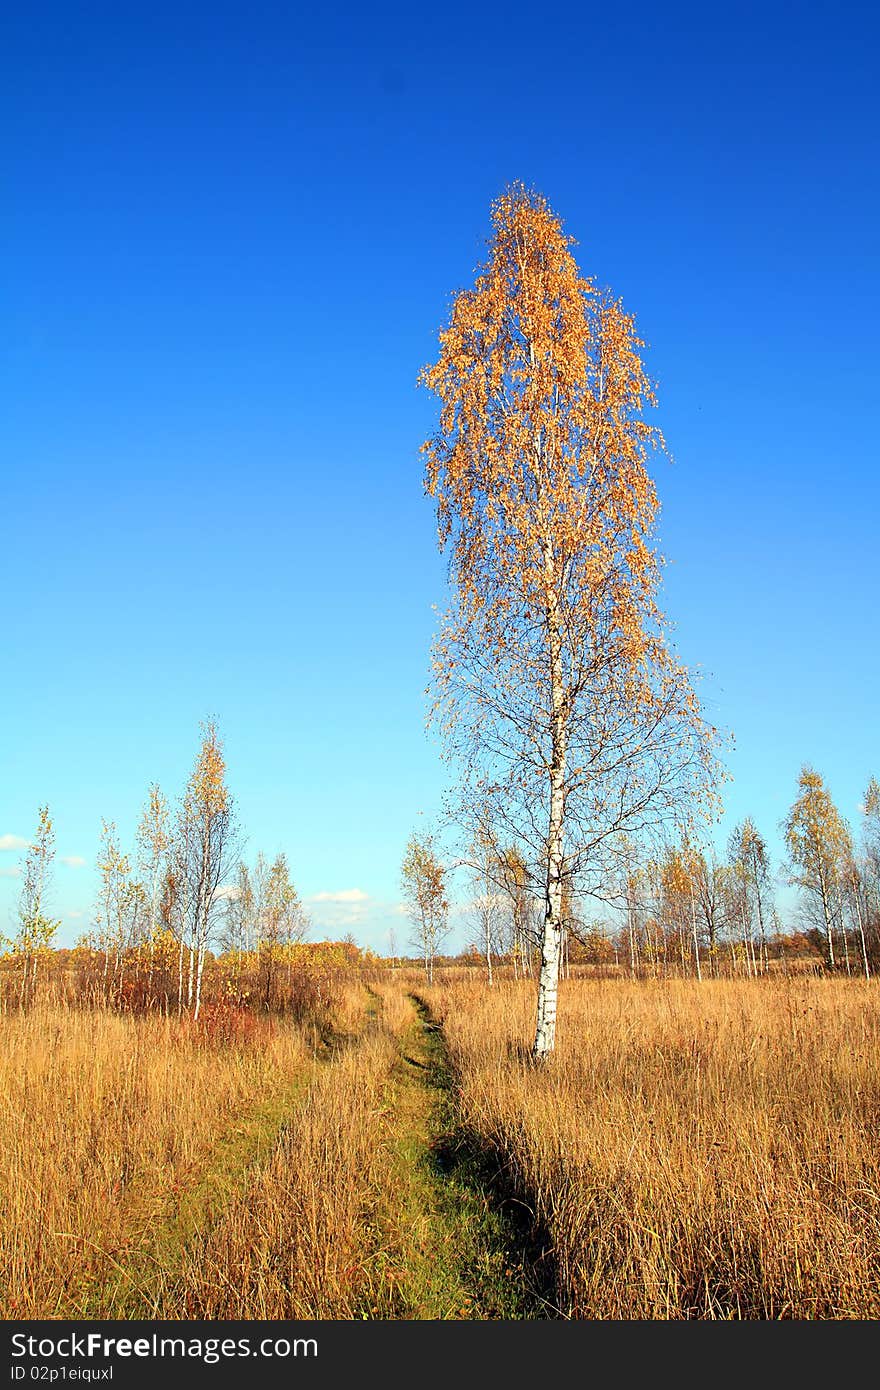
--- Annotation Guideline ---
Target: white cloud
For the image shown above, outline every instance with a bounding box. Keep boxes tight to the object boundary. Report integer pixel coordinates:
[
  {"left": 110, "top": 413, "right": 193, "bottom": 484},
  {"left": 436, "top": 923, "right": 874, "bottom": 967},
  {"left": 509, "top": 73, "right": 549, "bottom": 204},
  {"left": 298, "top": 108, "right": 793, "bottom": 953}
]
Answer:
[
  {"left": 66, "top": 911, "right": 83, "bottom": 920},
  {"left": 0, "top": 867, "right": 22, "bottom": 878},
  {"left": 60, "top": 856, "right": 86, "bottom": 868},
  {"left": 306, "top": 889, "right": 373, "bottom": 935},
  {"left": 0, "top": 834, "right": 28, "bottom": 852},
  {"left": 215, "top": 884, "right": 240, "bottom": 901},
  {"left": 308, "top": 888, "right": 369, "bottom": 904}
]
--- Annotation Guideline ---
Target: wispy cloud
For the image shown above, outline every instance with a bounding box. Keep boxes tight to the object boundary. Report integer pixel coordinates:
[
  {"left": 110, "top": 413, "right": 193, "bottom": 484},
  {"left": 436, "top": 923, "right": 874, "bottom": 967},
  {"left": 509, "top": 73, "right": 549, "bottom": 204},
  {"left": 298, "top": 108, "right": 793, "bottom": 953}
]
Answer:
[
  {"left": 0, "top": 866, "right": 22, "bottom": 878},
  {"left": 308, "top": 888, "right": 369, "bottom": 904},
  {"left": 0, "top": 834, "right": 28, "bottom": 852},
  {"left": 60, "top": 855, "right": 86, "bottom": 868},
  {"left": 66, "top": 911, "right": 83, "bottom": 920},
  {"left": 306, "top": 888, "right": 373, "bottom": 935}
]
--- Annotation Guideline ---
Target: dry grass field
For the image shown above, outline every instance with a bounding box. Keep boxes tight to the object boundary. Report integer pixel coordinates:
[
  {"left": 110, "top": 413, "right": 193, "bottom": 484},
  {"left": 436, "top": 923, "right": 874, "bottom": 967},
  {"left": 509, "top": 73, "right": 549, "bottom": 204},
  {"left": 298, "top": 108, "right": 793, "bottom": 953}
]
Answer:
[
  {"left": 0, "top": 989, "right": 359, "bottom": 1317},
  {"left": 422, "top": 973, "right": 880, "bottom": 1318},
  {"left": 2, "top": 970, "right": 878, "bottom": 1319}
]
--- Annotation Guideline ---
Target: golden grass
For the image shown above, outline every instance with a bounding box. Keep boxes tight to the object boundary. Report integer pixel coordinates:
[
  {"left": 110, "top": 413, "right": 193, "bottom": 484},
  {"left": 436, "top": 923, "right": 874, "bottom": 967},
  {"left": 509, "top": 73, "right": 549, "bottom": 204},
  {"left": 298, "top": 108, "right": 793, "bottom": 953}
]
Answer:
[
  {"left": 0, "top": 1002, "right": 311, "bottom": 1317},
  {"left": 6, "top": 974, "right": 879, "bottom": 1320},
  {"left": 161, "top": 1025, "right": 400, "bottom": 1317},
  {"left": 163, "top": 980, "right": 539, "bottom": 1319},
  {"left": 422, "top": 973, "right": 880, "bottom": 1319},
  {"left": 154, "top": 981, "right": 424, "bottom": 1317},
  {"left": 0, "top": 983, "right": 426, "bottom": 1320}
]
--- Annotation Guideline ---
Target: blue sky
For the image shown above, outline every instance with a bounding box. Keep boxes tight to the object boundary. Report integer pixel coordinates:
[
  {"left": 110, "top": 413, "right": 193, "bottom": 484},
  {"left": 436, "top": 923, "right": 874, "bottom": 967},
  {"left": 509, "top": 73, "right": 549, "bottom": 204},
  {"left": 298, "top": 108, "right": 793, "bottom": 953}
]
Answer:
[{"left": 2, "top": 1, "right": 877, "bottom": 951}]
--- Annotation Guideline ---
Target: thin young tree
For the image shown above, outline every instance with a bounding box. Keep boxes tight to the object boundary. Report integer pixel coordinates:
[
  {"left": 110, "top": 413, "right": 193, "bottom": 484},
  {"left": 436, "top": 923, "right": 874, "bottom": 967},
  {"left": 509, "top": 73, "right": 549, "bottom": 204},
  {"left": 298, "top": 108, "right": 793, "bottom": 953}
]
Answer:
[
  {"left": 420, "top": 184, "right": 721, "bottom": 1057},
  {"left": 12, "top": 807, "right": 59, "bottom": 1005},
  {"left": 843, "top": 850, "right": 871, "bottom": 980},
  {"left": 729, "top": 818, "right": 772, "bottom": 973},
  {"left": 783, "top": 766, "right": 851, "bottom": 971},
  {"left": 688, "top": 842, "right": 729, "bottom": 973},
  {"left": 863, "top": 778, "right": 880, "bottom": 959},
  {"left": 387, "top": 925, "right": 400, "bottom": 970},
  {"left": 136, "top": 784, "right": 170, "bottom": 992},
  {"left": 400, "top": 831, "right": 449, "bottom": 984},
  {"left": 256, "top": 853, "right": 308, "bottom": 1009},
  {"left": 618, "top": 839, "right": 643, "bottom": 980},
  {"left": 222, "top": 861, "right": 255, "bottom": 1000},
  {"left": 470, "top": 834, "right": 506, "bottom": 984},
  {"left": 177, "top": 720, "right": 238, "bottom": 1019},
  {"left": 94, "top": 819, "right": 144, "bottom": 999},
  {"left": 497, "top": 845, "right": 536, "bottom": 979}
]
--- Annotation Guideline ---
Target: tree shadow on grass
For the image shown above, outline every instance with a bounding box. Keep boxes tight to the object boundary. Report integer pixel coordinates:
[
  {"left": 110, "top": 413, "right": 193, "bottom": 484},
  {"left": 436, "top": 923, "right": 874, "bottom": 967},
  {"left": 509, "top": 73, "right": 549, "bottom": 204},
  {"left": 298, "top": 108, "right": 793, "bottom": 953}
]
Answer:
[{"left": 409, "top": 992, "right": 563, "bottom": 1318}]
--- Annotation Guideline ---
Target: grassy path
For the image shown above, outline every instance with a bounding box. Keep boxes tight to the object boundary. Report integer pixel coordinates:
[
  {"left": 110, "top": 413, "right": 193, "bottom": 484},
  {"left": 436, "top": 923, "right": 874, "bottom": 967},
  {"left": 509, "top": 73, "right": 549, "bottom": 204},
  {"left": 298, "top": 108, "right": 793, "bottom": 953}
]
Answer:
[
  {"left": 67, "top": 1004, "right": 367, "bottom": 1318},
  {"left": 54, "top": 984, "right": 554, "bottom": 1319},
  {"left": 358, "top": 989, "right": 554, "bottom": 1319},
  {"left": 83, "top": 1074, "right": 314, "bottom": 1317}
]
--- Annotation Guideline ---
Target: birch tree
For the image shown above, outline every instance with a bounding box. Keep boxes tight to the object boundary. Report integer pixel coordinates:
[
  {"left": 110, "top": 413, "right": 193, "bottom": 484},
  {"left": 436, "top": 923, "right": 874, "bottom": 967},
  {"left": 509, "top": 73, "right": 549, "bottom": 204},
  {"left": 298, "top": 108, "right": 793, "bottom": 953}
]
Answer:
[
  {"left": 137, "top": 784, "right": 170, "bottom": 939},
  {"left": 659, "top": 840, "right": 702, "bottom": 979},
  {"left": 12, "top": 807, "right": 59, "bottom": 1005},
  {"left": 784, "top": 767, "right": 850, "bottom": 971},
  {"left": 689, "top": 843, "right": 729, "bottom": 970},
  {"left": 863, "top": 778, "right": 880, "bottom": 954},
  {"left": 177, "top": 720, "right": 238, "bottom": 1019},
  {"left": 95, "top": 819, "right": 145, "bottom": 998},
  {"left": 497, "top": 845, "right": 537, "bottom": 979},
  {"left": 420, "top": 184, "right": 721, "bottom": 1057},
  {"left": 729, "top": 818, "right": 772, "bottom": 973},
  {"left": 470, "top": 835, "right": 506, "bottom": 984},
  {"left": 843, "top": 851, "right": 871, "bottom": 979},
  {"left": 256, "top": 853, "right": 308, "bottom": 1008},
  {"left": 222, "top": 860, "right": 255, "bottom": 1000},
  {"left": 400, "top": 831, "right": 449, "bottom": 984}
]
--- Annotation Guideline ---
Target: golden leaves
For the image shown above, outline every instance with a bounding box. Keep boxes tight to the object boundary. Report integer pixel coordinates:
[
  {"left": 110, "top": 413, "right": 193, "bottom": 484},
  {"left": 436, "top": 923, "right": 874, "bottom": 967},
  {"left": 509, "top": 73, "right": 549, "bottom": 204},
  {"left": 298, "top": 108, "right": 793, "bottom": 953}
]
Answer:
[
  {"left": 419, "top": 182, "right": 724, "bottom": 855},
  {"left": 186, "top": 719, "right": 229, "bottom": 819},
  {"left": 784, "top": 766, "right": 852, "bottom": 876},
  {"left": 420, "top": 183, "right": 667, "bottom": 659}
]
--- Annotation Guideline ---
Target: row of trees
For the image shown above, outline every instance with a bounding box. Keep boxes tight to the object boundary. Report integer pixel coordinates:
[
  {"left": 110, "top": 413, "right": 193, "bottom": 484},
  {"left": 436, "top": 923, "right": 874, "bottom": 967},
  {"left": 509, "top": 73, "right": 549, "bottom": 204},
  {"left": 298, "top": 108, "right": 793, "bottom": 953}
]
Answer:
[
  {"left": 400, "top": 769, "right": 880, "bottom": 986},
  {"left": 3, "top": 721, "right": 310, "bottom": 1016},
  {"left": 608, "top": 767, "right": 879, "bottom": 978},
  {"left": 785, "top": 768, "right": 879, "bottom": 974}
]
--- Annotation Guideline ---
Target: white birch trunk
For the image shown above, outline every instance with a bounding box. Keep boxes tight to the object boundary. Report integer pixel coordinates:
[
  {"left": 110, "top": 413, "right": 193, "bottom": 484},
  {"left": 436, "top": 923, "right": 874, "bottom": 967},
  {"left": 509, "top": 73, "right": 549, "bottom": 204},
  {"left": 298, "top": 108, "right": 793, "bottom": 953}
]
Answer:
[
  {"left": 691, "top": 889, "right": 702, "bottom": 982},
  {"left": 533, "top": 561, "right": 566, "bottom": 1061},
  {"left": 853, "top": 887, "right": 870, "bottom": 980},
  {"left": 194, "top": 941, "right": 205, "bottom": 1021},
  {"left": 177, "top": 933, "right": 185, "bottom": 1017}
]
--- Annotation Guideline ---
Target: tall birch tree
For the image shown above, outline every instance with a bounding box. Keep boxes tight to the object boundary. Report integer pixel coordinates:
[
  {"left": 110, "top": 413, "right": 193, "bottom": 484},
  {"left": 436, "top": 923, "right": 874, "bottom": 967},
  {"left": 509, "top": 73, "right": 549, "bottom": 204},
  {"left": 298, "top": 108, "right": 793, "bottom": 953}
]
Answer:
[{"left": 420, "top": 184, "right": 720, "bottom": 1057}]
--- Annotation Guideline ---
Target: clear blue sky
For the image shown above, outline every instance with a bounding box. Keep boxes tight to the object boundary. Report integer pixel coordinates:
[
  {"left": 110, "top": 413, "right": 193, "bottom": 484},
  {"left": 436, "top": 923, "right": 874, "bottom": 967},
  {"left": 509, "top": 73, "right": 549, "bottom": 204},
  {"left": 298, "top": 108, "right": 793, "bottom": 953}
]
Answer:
[{"left": 2, "top": 1, "right": 877, "bottom": 950}]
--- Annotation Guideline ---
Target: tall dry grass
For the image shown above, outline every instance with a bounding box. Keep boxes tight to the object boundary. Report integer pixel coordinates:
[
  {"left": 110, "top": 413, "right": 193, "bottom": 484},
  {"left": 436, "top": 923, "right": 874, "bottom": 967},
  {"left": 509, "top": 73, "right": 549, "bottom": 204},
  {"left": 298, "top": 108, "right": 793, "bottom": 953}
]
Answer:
[
  {"left": 156, "top": 981, "right": 415, "bottom": 1317},
  {"left": 8, "top": 972, "right": 877, "bottom": 1320},
  {"left": 423, "top": 974, "right": 880, "bottom": 1318},
  {"left": 0, "top": 1001, "right": 312, "bottom": 1317},
  {"left": 161, "top": 1029, "right": 398, "bottom": 1316}
]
